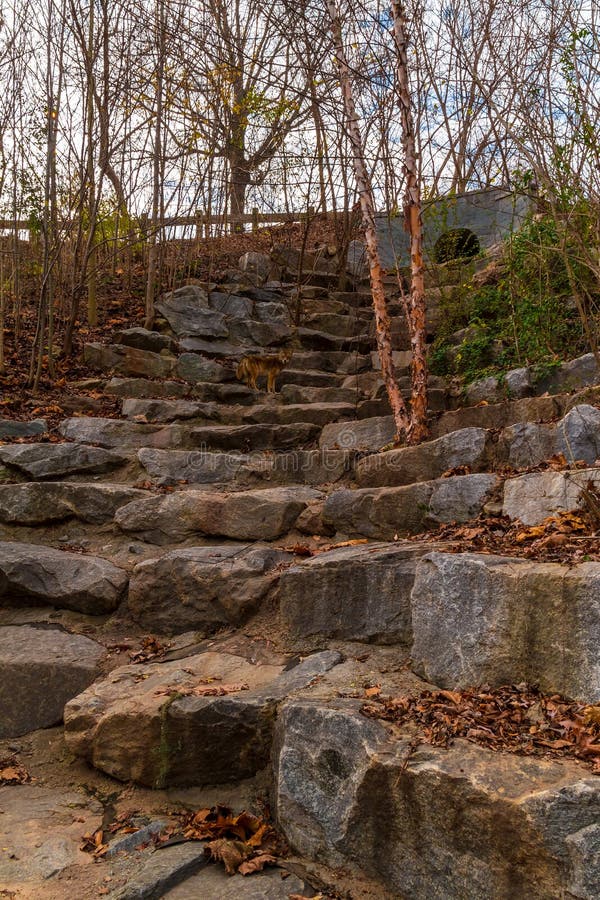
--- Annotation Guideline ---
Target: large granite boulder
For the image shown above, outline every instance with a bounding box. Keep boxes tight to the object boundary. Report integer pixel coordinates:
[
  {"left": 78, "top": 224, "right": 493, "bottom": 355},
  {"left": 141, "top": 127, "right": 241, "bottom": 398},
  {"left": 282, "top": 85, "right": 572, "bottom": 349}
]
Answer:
[
  {"left": 115, "top": 486, "right": 322, "bottom": 544},
  {"left": 64, "top": 649, "right": 340, "bottom": 787},
  {"left": 503, "top": 468, "right": 600, "bottom": 525},
  {"left": 410, "top": 552, "right": 600, "bottom": 702},
  {"left": 355, "top": 427, "right": 490, "bottom": 487},
  {"left": 0, "top": 541, "right": 128, "bottom": 614},
  {"left": 273, "top": 698, "right": 600, "bottom": 899},
  {"left": 278, "top": 542, "right": 434, "bottom": 647},
  {"left": 0, "top": 482, "right": 146, "bottom": 525},
  {"left": 128, "top": 544, "right": 292, "bottom": 633},
  {"left": 84, "top": 342, "right": 176, "bottom": 378},
  {"left": 323, "top": 474, "right": 497, "bottom": 539},
  {"left": 0, "top": 626, "right": 105, "bottom": 737},
  {"left": 0, "top": 442, "right": 128, "bottom": 480}
]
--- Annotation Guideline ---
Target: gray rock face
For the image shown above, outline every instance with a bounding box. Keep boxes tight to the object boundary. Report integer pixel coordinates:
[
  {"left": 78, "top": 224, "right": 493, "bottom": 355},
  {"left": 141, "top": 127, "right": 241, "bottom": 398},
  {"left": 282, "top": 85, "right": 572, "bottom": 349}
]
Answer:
[
  {"left": 161, "top": 284, "right": 210, "bottom": 307},
  {"left": 0, "top": 785, "right": 102, "bottom": 888},
  {"left": 0, "top": 541, "right": 128, "bottom": 614},
  {"left": 175, "top": 352, "right": 233, "bottom": 384},
  {"left": 64, "top": 649, "right": 340, "bottom": 787},
  {"left": 410, "top": 552, "right": 600, "bottom": 702},
  {"left": 0, "top": 418, "right": 48, "bottom": 439},
  {"left": 319, "top": 416, "right": 396, "bottom": 451},
  {"left": 137, "top": 447, "right": 351, "bottom": 488},
  {"left": 84, "top": 342, "right": 176, "bottom": 378},
  {"left": 116, "top": 486, "right": 322, "bottom": 544},
  {"left": 556, "top": 404, "right": 600, "bottom": 464},
  {"left": 112, "top": 842, "right": 209, "bottom": 900},
  {"left": 155, "top": 296, "right": 228, "bottom": 338},
  {"left": 0, "top": 482, "right": 147, "bottom": 525},
  {"left": 59, "top": 416, "right": 191, "bottom": 449},
  {"left": 505, "top": 366, "right": 532, "bottom": 398},
  {"left": 208, "top": 291, "right": 253, "bottom": 318},
  {"left": 239, "top": 250, "right": 271, "bottom": 281},
  {"left": 272, "top": 699, "right": 600, "bottom": 899},
  {"left": 323, "top": 474, "right": 497, "bottom": 540},
  {"left": 113, "top": 327, "right": 178, "bottom": 354},
  {"left": 279, "top": 542, "right": 432, "bottom": 646},
  {"left": 497, "top": 421, "right": 555, "bottom": 468},
  {"left": 121, "top": 398, "right": 218, "bottom": 423},
  {"left": 191, "top": 422, "right": 320, "bottom": 451},
  {"left": 0, "top": 625, "right": 105, "bottom": 737},
  {"left": 129, "top": 544, "right": 292, "bottom": 634},
  {"left": 566, "top": 824, "right": 600, "bottom": 899},
  {"left": 465, "top": 375, "right": 503, "bottom": 405},
  {"left": 536, "top": 353, "right": 600, "bottom": 394},
  {"left": 104, "top": 377, "right": 191, "bottom": 399},
  {"left": 0, "top": 442, "right": 128, "bottom": 479},
  {"left": 166, "top": 865, "right": 311, "bottom": 900},
  {"left": 503, "top": 468, "right": 600, "bottom": 525},
  {"left": 355, "top": 427, "right": 490, "bottom": 487},
  {"left": 243, "top": 402, "right": 355, "bottom": 428}
]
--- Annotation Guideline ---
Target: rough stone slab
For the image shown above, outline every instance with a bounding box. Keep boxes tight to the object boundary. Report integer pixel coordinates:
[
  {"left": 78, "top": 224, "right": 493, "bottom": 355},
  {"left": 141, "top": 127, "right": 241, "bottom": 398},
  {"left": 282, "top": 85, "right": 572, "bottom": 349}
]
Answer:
[
  {"left": 323, "top": 474, "right": 497, "bottom": 540},
  {"left": 0, "top": 418, "right": 48, "bottom": 439},
  {"left": 273, "top": 699, "right": 600, "bottom": 899},
  {"left": 155, "top": 298, "right": 228, "bottom": 338},
  {"left": 555, "top": 404, "right": 600, "bottom": 464},
  {"left": 113, "top": 843, "right": 209, "bottom": 900},
  {"left": 496, "top": 404, "right": 600, "bottom": 468},
  {"left": 129, "top": 544, "right": 292, "bottom": 633},
  {"left": 0, "top": 541, "right": 128, "bottom": 614},
  {"left": 535, "top": 352, "right": 600, "bottom": 395},
  {"left": 0, "top": 482, "right": 147, "bottom": 525},
  {"left": 243, "top": 403, "right": 356, "bottom": 428},
  {"left": 355, "top": 427, "right": 490, "bottom": 487},
  {"left": 280, "top": 384, "right": 358, "bottom": 405},
  {"left": 430, "top": 394, "right": 560, "bottom": 439},
  {"left": 208, "top": 290, "right": 254, "bottom": 317},
  {"left": 0, "top": 442, "right": 128, "bottom": 479},
  {"left": 175, "top": 353, "right": 232, "bottom": 384},
  {"left": 0, "top": 625, "right": 105, "bottom": 737},
  {"left": 116, "top": 486, "right": 322, "bottom": 544},
  {"left": 137, "top": 447, "right": 351, "bottom": 488},
  {"left": 165, "top": 865, "right": 311, "bottom": 899},
  {"left": 410, "top": 552, "right": 600, "bottom": 702},
  {"left": 191, "top": 422, "right": 320, "bottom": 451},
  {"left": 278, "top": 542, "right": 434, "bottom": 646},
  {"left": 503, "top": 468, "right": 600, "bottom": 525},
  {"left": 64, "top": 649, "right": 340, "bottom": 787},
  {"left": 59, "top": 416, "right": 193, "bottom": 449},
  {"left": 0, "top": 785, "right": 102, "bottom": 889},
  {"left": 84, "top": 342, "right": 176, "bottom": 378},
  {"left": 104, "top": 377, "right": 191, "bottom": 399},
  {"left": 138, "top": 447, "right": 250, "bottom": 485},
  {"left": 227, "top": 317, "right": 291, "bottom": 347},
  {"left": 122, "top": 398, "right": 219, "bottom": 423},
  {"left": 113, "top": 327, "right": 178, "bottom": 354},
  {"left": 319, "top": 416, "right": 396, "bottom": 451}
]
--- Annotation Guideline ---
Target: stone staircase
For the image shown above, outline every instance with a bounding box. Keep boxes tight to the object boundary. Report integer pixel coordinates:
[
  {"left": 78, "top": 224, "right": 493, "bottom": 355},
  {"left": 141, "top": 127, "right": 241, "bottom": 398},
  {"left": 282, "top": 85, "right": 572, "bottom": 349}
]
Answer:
[{"left": 1, "top": 268, "right": 600, "bottom": 899}]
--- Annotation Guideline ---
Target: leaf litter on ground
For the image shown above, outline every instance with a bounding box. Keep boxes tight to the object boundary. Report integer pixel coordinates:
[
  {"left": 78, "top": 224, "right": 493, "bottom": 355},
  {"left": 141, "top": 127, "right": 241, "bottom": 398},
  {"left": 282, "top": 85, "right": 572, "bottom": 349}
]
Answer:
[
  {"left": 0, "top": 756, "right": 33, "bottom": 785},
  {"left": 361, "top": 684, "right": 600, "bottom": 772},
  {"left": 155, "top": 805, "right": 288, "bottom": 877}
]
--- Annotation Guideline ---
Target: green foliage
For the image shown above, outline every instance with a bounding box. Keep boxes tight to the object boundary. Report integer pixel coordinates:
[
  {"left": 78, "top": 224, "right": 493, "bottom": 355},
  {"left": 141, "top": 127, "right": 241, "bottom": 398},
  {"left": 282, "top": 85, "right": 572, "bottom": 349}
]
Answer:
[
  {"left": 429, "top": 213, "right": 591, "bottom": 383},
  {"left": 433, "top": 228, "right": 480, "bottom": 264}
]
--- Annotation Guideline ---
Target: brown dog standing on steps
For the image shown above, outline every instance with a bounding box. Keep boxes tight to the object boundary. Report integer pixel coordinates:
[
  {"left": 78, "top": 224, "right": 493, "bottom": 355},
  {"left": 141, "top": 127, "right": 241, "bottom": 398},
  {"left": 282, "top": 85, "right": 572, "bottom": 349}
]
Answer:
[{"left": 235, "top": 348, "right": 293, "bottom": 392}]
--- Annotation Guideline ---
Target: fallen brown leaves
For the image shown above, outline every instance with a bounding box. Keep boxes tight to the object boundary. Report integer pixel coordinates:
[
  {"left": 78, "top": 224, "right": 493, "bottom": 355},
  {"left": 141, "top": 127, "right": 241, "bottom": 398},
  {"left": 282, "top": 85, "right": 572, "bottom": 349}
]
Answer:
[
  {"left": 0, "top": 757, "right": 32, "bottom": 785},
  {"left": 170, "top": 805, "right": 287, "bottom": 876},
  {"left": 129, "top": 635, "right": 170, "bottom": 664},
  {"left": 412, "top": 508, "right": 600, "bottom": 563},
  {"left": 362, "top": 685, "right": 600, "bottom": 771}
]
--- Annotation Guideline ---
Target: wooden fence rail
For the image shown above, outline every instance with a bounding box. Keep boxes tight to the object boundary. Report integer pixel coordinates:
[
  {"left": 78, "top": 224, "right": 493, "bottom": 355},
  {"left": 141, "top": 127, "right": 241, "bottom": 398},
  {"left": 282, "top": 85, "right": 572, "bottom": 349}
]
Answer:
[{"left": 0, "top": 206, "right": 318, "bottom": 242}]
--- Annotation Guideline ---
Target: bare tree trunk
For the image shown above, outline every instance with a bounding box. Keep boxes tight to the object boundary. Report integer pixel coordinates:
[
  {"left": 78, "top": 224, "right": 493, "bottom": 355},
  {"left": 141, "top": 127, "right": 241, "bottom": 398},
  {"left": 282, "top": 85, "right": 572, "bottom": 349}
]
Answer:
[
  {"left": 144, "top": 0, "right": 166, "bottom": 329},
  {"left": 326, "top": 0, "right": 409, "bottom": 441},
  {"left": 391, "top": 0, "right": 428, "bottom": 443}
]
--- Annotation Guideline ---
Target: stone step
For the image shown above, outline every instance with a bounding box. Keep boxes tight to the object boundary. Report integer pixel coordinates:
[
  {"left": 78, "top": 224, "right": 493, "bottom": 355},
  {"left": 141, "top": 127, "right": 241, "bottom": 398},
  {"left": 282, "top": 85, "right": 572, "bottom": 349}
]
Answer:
[
  {"left": 0, "top": 442, "right": 129, "bottom": 480},
  {"left": 297, "top": 327, "right": 372, "bottom": 355},
  {"left": 280, "top": 383, "right": 359, "bottom": 405},
  {"left": 0, "top": 625, "right": 106, "bottom": 738},
  {"left": 59, "top": 416, "right": 195, "bottom": 449},
  {"left": 115, "top": 486, "right": 323, "bottom": 544},
  {"left": 121, "top": 398, "right": 223, "bottom": 424},
  {"left": 353, "top": 403, "right": 600, "bottom": 487},
  {"left": 0, "top": 482, "right": 148, "bottom": 525},
  {"left": 104, "top": 376, "right": 192, "bottom": 399},
  {"left": 241, "top": 402, "right": 356, "bottom": 428},
  {"left": 277, "top": 368, "right": 346, "bottom": 388},
  {"left": 322, "top": 473, "right": 498, "bottom": 540},
  {"left": 0, "top": 540, "right": 128, "bottom": 614},
  {"left": 137, "top": 447, "right": 353, "bottom": 488},
  {"left": 502, "top": 467, "right": 600, "bottom": 525},
  {"left": 128, "top": 543, "right": 293, "bottom": 634},
  {"left": 190, "top": 422, "right": 321, "bottom": 451},
  {"left": 273, "top": 695, "right": 600, "bottom": 900},
  {"left": 64, "top": 647, "right": 341, "bottom": 787}
]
